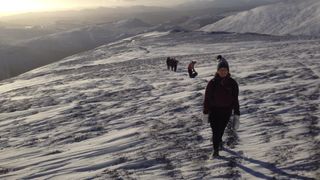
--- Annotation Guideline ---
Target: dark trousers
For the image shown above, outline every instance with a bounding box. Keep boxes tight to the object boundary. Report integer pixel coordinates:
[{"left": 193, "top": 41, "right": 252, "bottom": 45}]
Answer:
[
  {"left": 188, "top": 70, "right": 198, "bottom": 78},
  {"left": 173, "top": 65, "right": 177, "bottom": 72},
  {"left": 209, "top": 108, "right": 232, "bottom": 153}
]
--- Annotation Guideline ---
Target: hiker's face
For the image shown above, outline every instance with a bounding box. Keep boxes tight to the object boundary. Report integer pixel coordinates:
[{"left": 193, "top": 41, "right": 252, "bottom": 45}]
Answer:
[{"left": 217, "top": 68, "right": 228, "bottom": 78}]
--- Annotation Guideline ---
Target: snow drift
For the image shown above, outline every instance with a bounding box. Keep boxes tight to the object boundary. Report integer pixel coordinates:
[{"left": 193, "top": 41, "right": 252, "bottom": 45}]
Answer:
[
  {"left": 0, "top": 31, "right": 319, "bottom": 179},
  {"left": 200, "top": 0, "right": 320, "bottom": 36}
]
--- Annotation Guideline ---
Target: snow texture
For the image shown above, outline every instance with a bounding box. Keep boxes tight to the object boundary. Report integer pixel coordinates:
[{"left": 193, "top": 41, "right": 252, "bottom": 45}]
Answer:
[
  {"left": 201, "top": 0, "right": 320, "bottom": 36},
  {"left": 0, "top": 31, "right": 319, "bottom": 179}
]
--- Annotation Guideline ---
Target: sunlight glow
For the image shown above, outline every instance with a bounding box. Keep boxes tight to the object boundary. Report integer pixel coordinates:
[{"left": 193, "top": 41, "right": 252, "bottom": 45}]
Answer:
[
  {"left": 0, "top": 0, "right": 182, "bottom": 16},
  {"left": 0, "top": 0, "right": 73, "bottom": 15}
]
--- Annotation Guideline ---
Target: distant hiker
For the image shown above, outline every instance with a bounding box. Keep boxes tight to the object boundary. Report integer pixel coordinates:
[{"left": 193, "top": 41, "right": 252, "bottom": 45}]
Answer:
[
  {"left": 166, "top": 57, "right": 171, "bottom": 70},
  {"left": 188, "top": 61, "right": 198, "bottom": 78},
  {"left": 172, "top": 58, "right": 179, "bottom": 72},
  {"left": 166, "top": 57, "right": 179, "bottom": 72},
  {"left": 203, "top": 58, "right": 240, "bottom": 158}
]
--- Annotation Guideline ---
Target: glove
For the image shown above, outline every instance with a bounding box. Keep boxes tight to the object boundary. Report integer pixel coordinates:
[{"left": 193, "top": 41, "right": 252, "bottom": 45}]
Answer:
[
  {"left": 233, "top": 115, "right": 240, "bottom": 130},
  {"left": 202, "top": 114, "right": 209, "bottom": 124}
]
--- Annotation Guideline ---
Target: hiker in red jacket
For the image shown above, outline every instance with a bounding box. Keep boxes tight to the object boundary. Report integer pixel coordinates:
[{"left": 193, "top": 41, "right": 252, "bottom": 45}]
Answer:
[
  {"left": 188, "top": 61, "right": 198, "bottom": 78},
  {"left": 203, "top": 58, "right": 240, "bottom": 157}
]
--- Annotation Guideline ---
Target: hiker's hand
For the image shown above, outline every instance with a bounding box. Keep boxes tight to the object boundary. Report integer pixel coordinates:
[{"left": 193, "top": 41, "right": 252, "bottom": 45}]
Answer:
[{"left": 233, "top": 115, "right": 240, "bottom": 130}]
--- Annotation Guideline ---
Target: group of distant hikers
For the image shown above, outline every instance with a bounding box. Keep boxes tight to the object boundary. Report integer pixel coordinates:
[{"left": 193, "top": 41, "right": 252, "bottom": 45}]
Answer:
[
  {"left": 166, "top": 57, "right": 179, "bottom": 72},
  {"left": 166, "top": 55, "right": 240, "bottom": 158},
  {"left": 166, "top": 56, "right": 198, "bottom": 78}
]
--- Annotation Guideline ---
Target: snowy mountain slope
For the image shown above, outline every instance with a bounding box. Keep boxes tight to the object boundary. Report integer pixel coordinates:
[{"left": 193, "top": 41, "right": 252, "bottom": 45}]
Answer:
[
  {"left": 113, "top": 18, "right": 151, "bottom": 29},
  {"left": 178, "top": 15, "right": 224, "bottom": 30},
  {"left": 0, "top": 31, "right": 319, "bottom": 179},
  {"left": 0, "top": 18, "right": 151, "bottom": 81},
  {"left": 178, "top": 0, "right": 285, "bottom": 10},
  {"left": 201, "top": 0, "right": 320, "bottom": 36}
]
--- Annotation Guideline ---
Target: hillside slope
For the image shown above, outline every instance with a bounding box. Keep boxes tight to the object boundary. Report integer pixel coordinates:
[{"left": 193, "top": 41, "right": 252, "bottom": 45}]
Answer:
[
  {"left": 201, "top": 0, "right": 320, "bottom": 36},
  {"left": 0, "top": 31, "right": 319, "bottom": 179}
]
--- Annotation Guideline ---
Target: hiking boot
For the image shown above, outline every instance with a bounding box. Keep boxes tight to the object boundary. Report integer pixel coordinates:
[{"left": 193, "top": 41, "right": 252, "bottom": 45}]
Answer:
[{"left": 212, "top": 151, "right": 219, "bottom": 158}]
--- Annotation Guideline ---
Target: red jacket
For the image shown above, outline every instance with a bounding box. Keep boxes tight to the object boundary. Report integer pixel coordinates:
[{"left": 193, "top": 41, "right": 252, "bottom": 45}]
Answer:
[{"left": 188, "top": 63, "right": 194, "bottom": 70}]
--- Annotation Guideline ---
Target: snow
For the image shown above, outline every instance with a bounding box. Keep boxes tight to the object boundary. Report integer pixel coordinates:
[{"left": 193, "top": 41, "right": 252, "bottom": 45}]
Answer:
[
  {"left": 0, "top": 31, "right": 319, "bottom": 179},
  {"left": 200, "top": 0, "right": 320, "bottom": 36}
]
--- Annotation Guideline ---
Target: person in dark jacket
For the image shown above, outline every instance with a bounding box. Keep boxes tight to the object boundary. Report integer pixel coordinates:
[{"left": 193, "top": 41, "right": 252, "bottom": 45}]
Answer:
[
  {"left": 166, "top": 57, "right": 171, "bottom": 70},
  {"left": 172, "top": 58, "right": 179, "bottom": 72},
  {"left": 188, "top": 61, "right": 198, "bottom": 78},
  {"left": 203, "top": 58, "right": 240, "bottom": 157}
]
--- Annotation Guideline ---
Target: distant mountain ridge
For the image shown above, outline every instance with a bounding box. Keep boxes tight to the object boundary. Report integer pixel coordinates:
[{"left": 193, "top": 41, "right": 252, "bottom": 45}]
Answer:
[
  {"left": 0, "top": 18, "right": 151, "bottom": 81},
  {"left": 113, "top": 18, "right": 151, "bottom": 28},
  {"left": 200, "top": 0, "right": 320, "bottom": 36},
  {"left": 179, "top": 0, "right": 283, "bottom": 9}
]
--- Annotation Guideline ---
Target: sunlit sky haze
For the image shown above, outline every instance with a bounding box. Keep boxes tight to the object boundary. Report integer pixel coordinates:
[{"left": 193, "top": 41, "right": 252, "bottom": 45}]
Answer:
[
  {"left": 0, "top": 0, "right": 185, "bottom": 16},
  {"left": 0, "top": 0, "right": 286, "bottom": 17}
]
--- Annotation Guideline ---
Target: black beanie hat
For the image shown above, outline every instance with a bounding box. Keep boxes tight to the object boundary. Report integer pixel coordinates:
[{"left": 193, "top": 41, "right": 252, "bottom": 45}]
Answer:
[{"left": 217, "top": 60, "right": 229, "bottom": 71}]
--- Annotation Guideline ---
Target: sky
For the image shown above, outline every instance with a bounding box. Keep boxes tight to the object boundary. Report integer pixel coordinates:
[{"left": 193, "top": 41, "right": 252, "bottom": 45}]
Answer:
[
  {"left": 0, "top": 0, "right": 185, "bottom": 16},
  {"left": 0, "top": 0, "right": 284, "bottom": 16}
]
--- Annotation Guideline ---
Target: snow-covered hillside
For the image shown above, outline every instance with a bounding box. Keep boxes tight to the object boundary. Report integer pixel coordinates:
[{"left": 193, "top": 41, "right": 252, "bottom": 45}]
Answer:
[
  {"left": 0, "top": 31, "right": 319, "bottom": 179},
  {"left": 178, "top": 15, "right": 223, "bottom": 30},
  {"left": 0, "top": 18, "right": 151, "bottom": 81},
  {"left": 201, "top": 0, "right": 320, "bottom": 36},
  {"left": 179, "top": 0, "right": 284, "bottom": 10}
]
